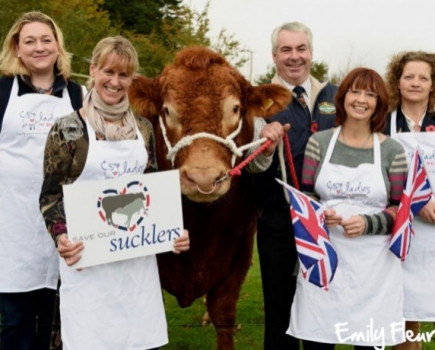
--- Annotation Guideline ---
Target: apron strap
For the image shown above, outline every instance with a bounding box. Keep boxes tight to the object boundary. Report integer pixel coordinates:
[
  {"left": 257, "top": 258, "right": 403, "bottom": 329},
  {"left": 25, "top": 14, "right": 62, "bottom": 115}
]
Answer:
[
  {"left": 323, "top": 126, "right": 341, "bottom": 163},
  {"left": 390, "top": 110, "right": 398, "bottom": 137},
  {"left": 373, "top": 132, "right": 381, "bottom": 167}
]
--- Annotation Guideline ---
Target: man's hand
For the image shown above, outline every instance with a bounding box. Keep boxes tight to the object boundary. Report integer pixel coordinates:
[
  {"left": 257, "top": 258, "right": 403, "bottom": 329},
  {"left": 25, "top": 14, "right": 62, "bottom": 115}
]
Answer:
[{"left": 260, "top": 122, "right": 291, "bottom": 156}]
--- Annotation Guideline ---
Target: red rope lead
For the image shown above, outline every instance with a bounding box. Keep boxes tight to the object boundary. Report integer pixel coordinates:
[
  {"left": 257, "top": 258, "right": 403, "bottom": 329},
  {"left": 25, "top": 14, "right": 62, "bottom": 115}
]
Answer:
[
  {"left": 228, "top": 139, "right": 273, "bottom": 176},
  {"left": 227, "top": 133, "right": 299, "bottom": 191},
  {"left": 283, "top": 133, "right": 299, "bottom": 190}
]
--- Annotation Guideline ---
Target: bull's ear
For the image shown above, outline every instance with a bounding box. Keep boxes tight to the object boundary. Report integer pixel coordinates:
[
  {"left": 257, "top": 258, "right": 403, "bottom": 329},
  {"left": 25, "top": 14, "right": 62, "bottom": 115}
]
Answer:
[
  {"left": 246, "top": 84, "right": 291, "bottom": 119},
  {"left": 128, "top": 75, "right": 162, "bottom": 122}
]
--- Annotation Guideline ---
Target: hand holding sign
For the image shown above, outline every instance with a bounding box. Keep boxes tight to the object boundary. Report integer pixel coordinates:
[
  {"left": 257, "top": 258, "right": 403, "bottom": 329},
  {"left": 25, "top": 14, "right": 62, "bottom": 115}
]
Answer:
[{"left": 57, "top": 233, "right": 84, "bottom": 267}]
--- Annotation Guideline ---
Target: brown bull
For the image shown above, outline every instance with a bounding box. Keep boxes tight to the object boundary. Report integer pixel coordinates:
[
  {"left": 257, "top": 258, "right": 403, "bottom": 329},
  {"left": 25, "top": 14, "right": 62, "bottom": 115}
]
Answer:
[{"left": 129, "top": 46, "right": 290, "bottom": 350}]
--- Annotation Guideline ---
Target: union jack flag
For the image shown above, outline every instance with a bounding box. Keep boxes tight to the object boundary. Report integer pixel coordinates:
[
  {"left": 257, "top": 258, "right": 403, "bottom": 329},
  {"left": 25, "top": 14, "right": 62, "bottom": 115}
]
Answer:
[
  {"left": 389, "top": 149, "right": 433, "bottom": 260},
  {"left": 276, "top": 179, "right": 338, "bottom": 290}
]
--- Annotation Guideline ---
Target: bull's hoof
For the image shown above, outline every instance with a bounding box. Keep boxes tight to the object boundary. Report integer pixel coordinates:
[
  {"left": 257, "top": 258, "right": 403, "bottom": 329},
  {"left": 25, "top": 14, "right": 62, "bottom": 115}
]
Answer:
[{"left": 202, "top": 311, "right": 211, "bottom": 326}]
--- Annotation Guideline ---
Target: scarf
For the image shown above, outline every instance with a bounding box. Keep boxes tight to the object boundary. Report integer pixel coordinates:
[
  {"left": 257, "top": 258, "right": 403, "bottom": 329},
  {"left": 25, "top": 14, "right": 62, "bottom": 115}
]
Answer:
[{"left": 84, "top": 88, "right": 137, "bottom": 140}]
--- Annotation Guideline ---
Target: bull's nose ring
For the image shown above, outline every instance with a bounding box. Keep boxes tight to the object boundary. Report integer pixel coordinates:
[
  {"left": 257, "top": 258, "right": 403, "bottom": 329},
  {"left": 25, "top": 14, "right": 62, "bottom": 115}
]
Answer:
[{"left": 196, "top": 183, "right": 217, "bottom": 195}]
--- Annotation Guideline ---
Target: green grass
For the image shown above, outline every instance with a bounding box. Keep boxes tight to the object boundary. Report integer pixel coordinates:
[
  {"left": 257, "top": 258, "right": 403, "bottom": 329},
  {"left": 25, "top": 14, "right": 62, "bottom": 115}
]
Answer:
[
  {"left": 162, "top": 240, "right": 435, "bottom": 349},
  {"left": 162, "top": 246, "right": 264, "bottom": 349},
  {"left": 1, "top": 242, "right": 434, "bottom": 350}
]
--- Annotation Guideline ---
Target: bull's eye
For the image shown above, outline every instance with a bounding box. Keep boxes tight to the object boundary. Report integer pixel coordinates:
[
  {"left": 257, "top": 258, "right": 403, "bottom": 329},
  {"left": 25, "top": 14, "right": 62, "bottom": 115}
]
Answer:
[
  {"left": 221, "top": 97, "right": 241, "bottom": 135},
  {"left": 162, "top": 103, "right": 181, "bottom": 131}
]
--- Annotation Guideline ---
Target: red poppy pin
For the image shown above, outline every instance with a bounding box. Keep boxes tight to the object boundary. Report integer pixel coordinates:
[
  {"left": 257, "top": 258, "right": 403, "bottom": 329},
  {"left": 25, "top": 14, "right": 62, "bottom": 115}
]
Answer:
[{"left": 425, "top": 125, "right": 435, "bottom": 132}]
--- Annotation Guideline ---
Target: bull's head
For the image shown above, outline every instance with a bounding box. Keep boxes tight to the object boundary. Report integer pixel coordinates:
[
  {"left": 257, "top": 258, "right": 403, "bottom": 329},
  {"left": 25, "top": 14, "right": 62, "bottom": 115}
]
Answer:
[{"left": 129, "top": 47, "right": 290, "bottom": 202}]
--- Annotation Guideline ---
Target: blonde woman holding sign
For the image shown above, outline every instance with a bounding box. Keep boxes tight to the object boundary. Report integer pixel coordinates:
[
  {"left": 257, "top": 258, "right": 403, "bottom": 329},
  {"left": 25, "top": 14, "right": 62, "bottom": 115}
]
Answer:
[{"left": 40, "top": 36, "right": 189, "bottom": 350}]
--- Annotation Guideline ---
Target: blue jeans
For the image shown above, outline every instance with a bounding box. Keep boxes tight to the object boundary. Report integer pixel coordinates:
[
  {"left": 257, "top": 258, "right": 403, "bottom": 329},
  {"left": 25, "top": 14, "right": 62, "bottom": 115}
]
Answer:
[{"left": 0, "top": 288, "right": 56, "bottom": 350}]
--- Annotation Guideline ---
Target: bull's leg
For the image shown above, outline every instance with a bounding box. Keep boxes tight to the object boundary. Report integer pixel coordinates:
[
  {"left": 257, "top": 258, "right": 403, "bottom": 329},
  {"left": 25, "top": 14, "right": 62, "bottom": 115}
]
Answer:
[
  {"left": 206, "top": 287, "right": 239, "bottom": 350},
  {"left": 206, "top": 244, "right": 253, "bottom": 350}
]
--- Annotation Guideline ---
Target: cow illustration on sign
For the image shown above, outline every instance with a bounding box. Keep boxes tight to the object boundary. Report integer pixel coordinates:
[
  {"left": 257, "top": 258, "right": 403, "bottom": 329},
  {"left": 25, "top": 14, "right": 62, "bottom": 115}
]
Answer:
[{"left": 97, "top": 180, "right": 150, "bottom": 231}]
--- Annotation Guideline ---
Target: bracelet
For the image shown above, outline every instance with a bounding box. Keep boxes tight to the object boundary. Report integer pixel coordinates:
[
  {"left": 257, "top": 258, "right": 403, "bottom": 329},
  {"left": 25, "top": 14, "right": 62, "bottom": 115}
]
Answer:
[{"left": 52, "top": 222, "right": 67, "bottom": 238}]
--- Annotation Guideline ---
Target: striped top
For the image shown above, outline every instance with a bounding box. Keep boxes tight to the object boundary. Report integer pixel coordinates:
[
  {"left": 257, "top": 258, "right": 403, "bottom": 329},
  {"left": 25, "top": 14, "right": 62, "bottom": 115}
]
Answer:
[{"left": 302, "top": 128, "right": 408, "bottom": 235}]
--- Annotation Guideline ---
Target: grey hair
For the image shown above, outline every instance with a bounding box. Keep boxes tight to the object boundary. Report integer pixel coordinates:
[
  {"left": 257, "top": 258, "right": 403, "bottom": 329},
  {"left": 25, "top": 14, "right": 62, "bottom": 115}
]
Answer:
[{"left": 271, "top": 21, "right": 313, "bottom": 53}]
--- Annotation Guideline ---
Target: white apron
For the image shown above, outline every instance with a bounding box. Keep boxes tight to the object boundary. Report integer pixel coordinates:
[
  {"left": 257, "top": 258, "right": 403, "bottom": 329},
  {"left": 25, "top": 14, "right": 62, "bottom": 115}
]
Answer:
[
  {"left": 391, "top": 110, "right": 435, "bottom": 321},
  {"left": 0, "top": 77, "right": 73, "bottom": 292},
  {"left": 288, "top": 127, "right": 404, "bottom": 346},
  {"left": 60, "top": 119, "right": 168, "bottom": 350}
]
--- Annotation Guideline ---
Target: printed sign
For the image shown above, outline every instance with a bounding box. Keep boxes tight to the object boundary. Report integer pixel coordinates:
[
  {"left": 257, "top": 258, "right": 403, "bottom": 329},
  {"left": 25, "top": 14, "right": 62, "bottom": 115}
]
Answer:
[{"left": 63, "top": 170, "right": 183, "bottom": 268}]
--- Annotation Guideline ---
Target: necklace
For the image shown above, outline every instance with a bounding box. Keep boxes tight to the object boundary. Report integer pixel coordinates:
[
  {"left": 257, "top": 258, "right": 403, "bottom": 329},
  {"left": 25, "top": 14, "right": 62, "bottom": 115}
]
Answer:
[
  {"left": 31, "top": 81, "right": 54, "bottom": 94},
  {"left": 401, "top": 107, "right": 426, "bottom": 133},
  {"left": 340, "top": 129, "right": 372, "bottom": 149}
]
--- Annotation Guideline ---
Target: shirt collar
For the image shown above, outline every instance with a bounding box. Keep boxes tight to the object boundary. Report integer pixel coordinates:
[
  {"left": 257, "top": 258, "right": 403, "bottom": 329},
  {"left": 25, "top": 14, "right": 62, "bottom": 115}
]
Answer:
[
  {"left": 278, "top": 75, "right": 311, "bottom": 98},
  {"left": 401, "top": 107, "right": 426, "bottom": 132}
]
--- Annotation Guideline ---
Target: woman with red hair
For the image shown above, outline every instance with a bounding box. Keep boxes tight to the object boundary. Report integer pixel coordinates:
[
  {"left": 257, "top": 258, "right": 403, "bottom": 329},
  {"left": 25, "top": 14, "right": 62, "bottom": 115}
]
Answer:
[{"left": 288, "top": 68, "right": 407, "bottom": 349}]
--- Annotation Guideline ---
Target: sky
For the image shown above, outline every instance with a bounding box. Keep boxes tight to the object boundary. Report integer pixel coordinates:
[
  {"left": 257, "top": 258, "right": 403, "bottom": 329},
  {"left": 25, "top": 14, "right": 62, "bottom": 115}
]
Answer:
[{"left": 183, "top": 0, "right": 435, "bottom": 83}]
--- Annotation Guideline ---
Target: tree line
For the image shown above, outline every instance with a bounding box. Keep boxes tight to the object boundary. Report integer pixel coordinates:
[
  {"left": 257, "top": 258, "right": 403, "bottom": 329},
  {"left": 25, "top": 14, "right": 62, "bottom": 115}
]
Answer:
[{"left": 0, "top": 0, "right": 331, "bottom": 84}]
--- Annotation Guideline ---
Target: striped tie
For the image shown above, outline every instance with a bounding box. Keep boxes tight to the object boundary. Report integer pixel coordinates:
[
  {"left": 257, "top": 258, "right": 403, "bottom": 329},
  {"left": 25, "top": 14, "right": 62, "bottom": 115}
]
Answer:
[
  {"left": 294, "top": 86, "right": 318, "bottom": 132},
  {"left": 293, "top": 85, "right": 308, "bottom": 110}
]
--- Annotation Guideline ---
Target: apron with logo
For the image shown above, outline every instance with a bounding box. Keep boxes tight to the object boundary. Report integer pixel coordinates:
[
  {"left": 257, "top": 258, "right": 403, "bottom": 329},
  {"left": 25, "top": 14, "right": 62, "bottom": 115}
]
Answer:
[
  {"left": 390, "top": 110, "right": 435, "bottom": 321},
  {"left": 288, "top": 127, "right": 404, "bottom": 345},
  {"left": 60, "top": 118, "right": 168, "bottom": 350},
  {"left": 0, "top": 77, "right": 73, "bottom": 292}
]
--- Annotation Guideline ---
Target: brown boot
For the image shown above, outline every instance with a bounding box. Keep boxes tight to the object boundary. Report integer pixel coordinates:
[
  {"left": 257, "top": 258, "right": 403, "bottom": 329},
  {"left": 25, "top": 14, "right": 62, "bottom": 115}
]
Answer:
[{"left": 392, "top": 321, "right": 422, "bottom": 350}]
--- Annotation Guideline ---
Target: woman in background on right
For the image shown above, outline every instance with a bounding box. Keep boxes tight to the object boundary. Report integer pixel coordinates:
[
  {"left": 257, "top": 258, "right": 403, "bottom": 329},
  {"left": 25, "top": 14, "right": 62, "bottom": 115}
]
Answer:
[{"left": 385, "top": 51, "right": 435, "bottom": 350}]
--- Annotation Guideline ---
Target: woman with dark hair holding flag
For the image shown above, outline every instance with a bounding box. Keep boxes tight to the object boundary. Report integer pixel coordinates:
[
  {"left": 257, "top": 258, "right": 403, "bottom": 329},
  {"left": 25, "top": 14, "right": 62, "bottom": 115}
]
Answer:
[
  {"left": 385, "top": 51, "right": 435, "bottom": 350},
  {"left": 287, "top": 67, "right": 408, "bottom": 349}
]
